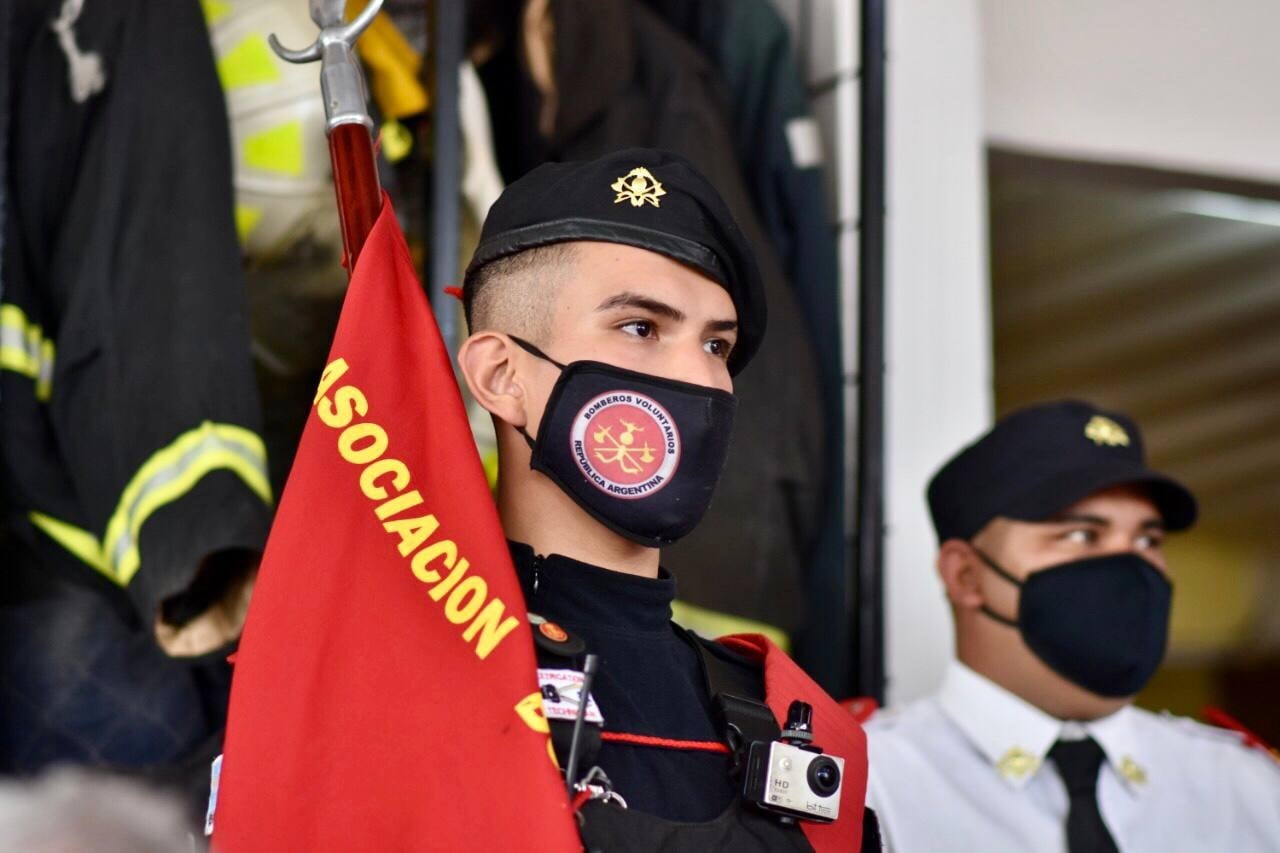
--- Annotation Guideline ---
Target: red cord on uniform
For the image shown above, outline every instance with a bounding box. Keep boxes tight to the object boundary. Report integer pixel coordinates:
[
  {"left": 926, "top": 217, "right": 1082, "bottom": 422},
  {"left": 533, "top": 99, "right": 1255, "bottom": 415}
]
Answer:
[{"left": 600, "top": 731, "right": 731, "bottom": 754}]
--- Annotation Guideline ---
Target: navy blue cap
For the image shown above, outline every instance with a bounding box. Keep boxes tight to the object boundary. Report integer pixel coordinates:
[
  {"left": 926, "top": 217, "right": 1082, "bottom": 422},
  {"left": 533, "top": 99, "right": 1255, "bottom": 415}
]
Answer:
[
  {"left": 927, "top": 400, "right": 1198, "bottom": 542},
  {"left": 464, "top": 148, "right": 765, "bottom": 375}
]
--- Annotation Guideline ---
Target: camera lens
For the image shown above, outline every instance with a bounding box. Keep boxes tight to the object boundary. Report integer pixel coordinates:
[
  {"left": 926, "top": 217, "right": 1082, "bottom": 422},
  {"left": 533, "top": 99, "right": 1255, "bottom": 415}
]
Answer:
[{"left": 807, "top": 756, "right": 841, "bottom": 797}]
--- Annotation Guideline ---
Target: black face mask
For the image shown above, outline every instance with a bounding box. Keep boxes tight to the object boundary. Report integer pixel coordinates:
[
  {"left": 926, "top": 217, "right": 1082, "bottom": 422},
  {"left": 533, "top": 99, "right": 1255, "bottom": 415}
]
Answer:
[
  {"left": 975, "top": 549, "right": 1172, "bottom": 698},
  {"left": 510, "top": 337, "right": 738, "bottom": 548}
]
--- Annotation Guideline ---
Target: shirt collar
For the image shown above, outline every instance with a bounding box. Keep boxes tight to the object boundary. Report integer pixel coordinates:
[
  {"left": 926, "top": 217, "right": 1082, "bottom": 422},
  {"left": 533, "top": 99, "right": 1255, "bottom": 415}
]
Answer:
[
  {"left": 937, "top": 662, "right": 1149, "bottom": 795},
  {"left": 938, "top": 661, "right": 1061, "bottom": 790},
  {"left": 1085, "top": 705, "right": 1149, "bottom": 794}
]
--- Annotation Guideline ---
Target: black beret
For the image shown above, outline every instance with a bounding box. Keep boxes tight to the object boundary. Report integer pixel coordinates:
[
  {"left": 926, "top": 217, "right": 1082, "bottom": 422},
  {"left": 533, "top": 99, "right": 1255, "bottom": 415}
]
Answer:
[
  {"left": 927, "top": 400, "right": 1198, "bottom": 542},
  {"left": 464, "top": 148, "right": 766, "bottom": 375}
]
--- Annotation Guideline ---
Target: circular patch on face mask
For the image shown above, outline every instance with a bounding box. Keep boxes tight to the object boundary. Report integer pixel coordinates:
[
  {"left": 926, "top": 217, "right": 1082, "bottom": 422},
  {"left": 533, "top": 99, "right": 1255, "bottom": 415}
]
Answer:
[{"left": 571, "top": 391, "right": 681, "bottom": 499}]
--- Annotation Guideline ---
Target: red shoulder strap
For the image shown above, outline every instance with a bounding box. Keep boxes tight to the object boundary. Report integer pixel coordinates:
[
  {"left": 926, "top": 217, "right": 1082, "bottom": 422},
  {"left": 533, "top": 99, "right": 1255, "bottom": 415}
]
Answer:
[
  {"left": 1202, "top": 706, "right": 1280, "bottom": 763},
  {"left": 718, "top": 634, "right": 868, "bottom": 853}
]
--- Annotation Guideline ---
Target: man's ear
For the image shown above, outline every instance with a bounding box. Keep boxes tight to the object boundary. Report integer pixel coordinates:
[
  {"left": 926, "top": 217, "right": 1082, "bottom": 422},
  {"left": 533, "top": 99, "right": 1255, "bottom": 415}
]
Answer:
[
  {"left": 937, "top": 539, "right": 985, "bottom": 611},
  {"left": 457, "top": 332, "right": 528, "bottom": 428}
]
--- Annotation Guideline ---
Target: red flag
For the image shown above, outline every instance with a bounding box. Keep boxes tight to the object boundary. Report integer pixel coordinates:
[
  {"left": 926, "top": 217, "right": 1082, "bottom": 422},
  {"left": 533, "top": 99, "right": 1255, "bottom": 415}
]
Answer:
[
  {"left": 719, "top": 635, "right": 869, "bottom": 852},
  {"left": 214, "top": 199, "right": 580, "bottom": 851}
]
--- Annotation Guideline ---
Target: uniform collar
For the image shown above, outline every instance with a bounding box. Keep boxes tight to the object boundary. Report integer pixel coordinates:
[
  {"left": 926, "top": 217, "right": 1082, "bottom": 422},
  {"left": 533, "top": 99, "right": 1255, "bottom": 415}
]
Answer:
[
  {"left": 1082, "top": 705, "right": 1149, "bottom": 793},
  {"left": 937, "top": 661, "right": 1150, "bottom": 795},
  {"left": 508, "top": 540, "right": 676, "bottom": 635}
]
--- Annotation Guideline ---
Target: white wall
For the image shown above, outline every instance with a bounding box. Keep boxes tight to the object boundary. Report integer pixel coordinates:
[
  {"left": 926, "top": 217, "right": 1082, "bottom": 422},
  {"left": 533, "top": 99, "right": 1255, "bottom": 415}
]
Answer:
[
  {"left": 779, "top": 0, "right": 993, "bottom": 704},
  {"left": 983, "top": 0, "right": 1280, "bottom": 182},
  {"left": 882, "top": 0, "right": 992, "bottom": 704}
]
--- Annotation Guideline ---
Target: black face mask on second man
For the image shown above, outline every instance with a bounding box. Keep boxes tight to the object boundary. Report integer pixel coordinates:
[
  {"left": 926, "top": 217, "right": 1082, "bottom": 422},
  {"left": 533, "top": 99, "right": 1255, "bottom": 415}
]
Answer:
[
  {"left": 973, "top": 547, "right": 1173, "bottom": 698},
  {"left": 507, "top": 336, "right": 738, "bottom": 548}
]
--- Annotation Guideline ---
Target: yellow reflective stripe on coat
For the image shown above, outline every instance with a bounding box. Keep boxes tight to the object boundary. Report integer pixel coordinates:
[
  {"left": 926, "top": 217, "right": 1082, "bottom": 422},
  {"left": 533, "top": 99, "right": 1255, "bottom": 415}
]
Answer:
[
  {"left": 28, "top": 512, "right": 111, "bottom": 579},
  {"left": 0, "top": 303, "right": 56, "bottom": 400},
  {"left": 29, "top": 422, "right": 271, "bottom": 586}
]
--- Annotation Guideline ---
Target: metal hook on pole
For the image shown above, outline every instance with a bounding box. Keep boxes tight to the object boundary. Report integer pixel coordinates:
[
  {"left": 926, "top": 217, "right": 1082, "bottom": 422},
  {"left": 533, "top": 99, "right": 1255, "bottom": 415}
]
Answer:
[
  {"left": 266, "top": 0, "right": 386, "bottom": 273},
  {"left": 267, "top": 0, "right": 385, "bottom": 132}
]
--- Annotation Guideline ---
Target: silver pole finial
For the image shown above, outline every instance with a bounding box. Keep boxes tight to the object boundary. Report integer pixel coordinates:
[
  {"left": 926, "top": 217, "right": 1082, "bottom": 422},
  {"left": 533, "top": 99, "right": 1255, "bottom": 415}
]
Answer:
[{"left": 267, "top": 0, "right": 385, "bottom": 132}]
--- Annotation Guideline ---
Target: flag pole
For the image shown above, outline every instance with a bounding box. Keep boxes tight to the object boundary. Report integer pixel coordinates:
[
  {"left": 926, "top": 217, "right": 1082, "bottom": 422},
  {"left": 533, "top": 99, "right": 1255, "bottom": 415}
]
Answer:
[{"left": 269, "top": 0, "right": 384, "bottom": 275}]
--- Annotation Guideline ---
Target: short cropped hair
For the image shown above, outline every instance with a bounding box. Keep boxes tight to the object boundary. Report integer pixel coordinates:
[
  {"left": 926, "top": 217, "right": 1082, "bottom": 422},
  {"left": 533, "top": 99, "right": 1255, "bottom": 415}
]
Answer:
[{"left": 463, "top": 243, "right": 578, "bottom": 343}]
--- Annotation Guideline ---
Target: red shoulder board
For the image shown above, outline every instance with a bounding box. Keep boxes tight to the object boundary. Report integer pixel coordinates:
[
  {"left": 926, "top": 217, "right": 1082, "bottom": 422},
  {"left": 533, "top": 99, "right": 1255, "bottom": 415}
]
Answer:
[
  {"left": 1202, "top": 706, "right": 1280, "bottom": 763},
  {"left": 718, "top": 634, "right": 869, "bottom": 853}
]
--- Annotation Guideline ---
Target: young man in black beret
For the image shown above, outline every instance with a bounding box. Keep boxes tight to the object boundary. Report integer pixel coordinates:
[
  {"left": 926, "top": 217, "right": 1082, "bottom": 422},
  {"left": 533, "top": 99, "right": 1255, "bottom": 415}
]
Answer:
[
  {"left": 456, "top": 148, "right": 870, "bottom": 850},
  {"left": 864, "top": 400, "right": 1280, "bottom": 852}
]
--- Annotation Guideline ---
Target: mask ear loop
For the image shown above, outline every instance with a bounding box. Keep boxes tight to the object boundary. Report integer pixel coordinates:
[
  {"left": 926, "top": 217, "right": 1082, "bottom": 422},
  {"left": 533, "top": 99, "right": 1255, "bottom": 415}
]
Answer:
[
  {"left": 507, "top": 335, "right": 566, "bottom": 449},
  {"left": 971, "top": 546, "right": 1023, "bottom": 628},
  {"left": 509, "top": 335, "right": 567, "bottom": 369}
]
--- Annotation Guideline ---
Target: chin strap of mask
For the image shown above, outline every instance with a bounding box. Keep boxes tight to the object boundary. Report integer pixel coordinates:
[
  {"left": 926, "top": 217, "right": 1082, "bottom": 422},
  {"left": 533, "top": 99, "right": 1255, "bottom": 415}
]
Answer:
[{"left": 971, "top": 547, "right": 1024, "bottom": 628}]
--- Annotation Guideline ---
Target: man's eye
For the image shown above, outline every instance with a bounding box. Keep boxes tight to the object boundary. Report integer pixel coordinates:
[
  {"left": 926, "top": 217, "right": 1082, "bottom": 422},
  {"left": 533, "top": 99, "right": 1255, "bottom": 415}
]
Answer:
[
  {"left": 1063, "top": 528, "right": 1097, "bottom": 545},
  {"left": 1135, "top": 533, "right": 1163, "bottom": 550},
  {"left": 704, "top": 338, "right": 731, "bottom": 359},
  {"left": 620, "top": 320, "right": 655, "bottom": 338}
]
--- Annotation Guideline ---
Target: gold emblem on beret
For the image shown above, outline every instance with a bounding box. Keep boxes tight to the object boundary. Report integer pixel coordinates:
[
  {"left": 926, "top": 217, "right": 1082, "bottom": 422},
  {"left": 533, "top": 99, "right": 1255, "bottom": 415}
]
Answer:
[
  {"left": 612, "top": 167, "right": 667, "bottom": 208},
  {"left": 1085, "top": 415, "right": 1130, "bottom": 447},
  {"left": 996, "top": 746, "right": 1040, "bottom": 780}
]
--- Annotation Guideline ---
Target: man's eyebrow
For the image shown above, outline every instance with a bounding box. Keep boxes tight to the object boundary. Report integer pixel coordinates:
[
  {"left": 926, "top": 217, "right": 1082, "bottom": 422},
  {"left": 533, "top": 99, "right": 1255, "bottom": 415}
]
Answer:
[
  {"left": 705, "top": 319, "right": 738, "bottom": 334},
  {"left": 1047, "top": 512, "right": 1165, "bottom": 531},
  {"left": 595, "top": 292, "right": 685, "bottom": 322},
  {"left": 1049, "top": 512, "right": 1110, "bottom": 526}
]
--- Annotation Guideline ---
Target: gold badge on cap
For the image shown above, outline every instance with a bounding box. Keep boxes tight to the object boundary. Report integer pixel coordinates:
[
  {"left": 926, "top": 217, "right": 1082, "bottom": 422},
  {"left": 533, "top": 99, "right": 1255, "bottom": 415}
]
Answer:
[
  {"left": 612, "top": 166, "right": 667, "bottom": 208},
  {"left": 1085, "top": 415, "right": 1130, "bottom": 447}
]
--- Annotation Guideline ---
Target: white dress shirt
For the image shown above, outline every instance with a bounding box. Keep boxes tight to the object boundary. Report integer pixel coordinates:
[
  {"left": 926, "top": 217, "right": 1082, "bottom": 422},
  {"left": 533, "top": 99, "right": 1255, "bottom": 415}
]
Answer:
[{"left": 865, "top": 662, "right": 1280, "bottom": 852}]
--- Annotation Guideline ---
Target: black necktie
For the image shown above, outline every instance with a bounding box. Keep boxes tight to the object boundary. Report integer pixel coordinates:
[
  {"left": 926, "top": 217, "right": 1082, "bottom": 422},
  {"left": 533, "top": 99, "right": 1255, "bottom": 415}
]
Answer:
[{"left": 1049, "top": 738, "right": 1120, "bottom": 853}]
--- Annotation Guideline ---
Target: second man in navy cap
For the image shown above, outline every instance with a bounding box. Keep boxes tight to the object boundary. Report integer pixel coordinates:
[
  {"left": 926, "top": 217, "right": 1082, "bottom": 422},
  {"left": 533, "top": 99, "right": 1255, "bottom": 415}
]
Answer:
[{"left": 864, "top": 400, "right": 1280, "bottom": 852}]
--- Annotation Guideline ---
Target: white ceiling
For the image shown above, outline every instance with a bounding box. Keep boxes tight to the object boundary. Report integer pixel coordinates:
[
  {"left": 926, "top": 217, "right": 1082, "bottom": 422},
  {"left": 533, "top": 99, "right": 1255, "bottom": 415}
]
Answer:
[{"left": 982, "top": 0, "right": 1280, "bottom": 183}]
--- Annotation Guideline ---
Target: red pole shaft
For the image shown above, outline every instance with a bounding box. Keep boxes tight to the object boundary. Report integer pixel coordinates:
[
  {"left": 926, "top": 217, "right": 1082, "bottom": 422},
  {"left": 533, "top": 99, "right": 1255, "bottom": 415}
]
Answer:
[{"left": 329, "top": 122, "right": 383, "bottom": 274}]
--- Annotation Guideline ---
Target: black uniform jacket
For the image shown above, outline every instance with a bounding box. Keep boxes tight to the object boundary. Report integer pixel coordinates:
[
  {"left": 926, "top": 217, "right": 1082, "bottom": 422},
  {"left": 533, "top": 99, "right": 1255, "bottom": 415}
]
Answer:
[
  {"left": 514, "top": 540, "right": 741, "bottom": 821},
  {"left": 513, "top": 542, "right": 887, "bottom": 852},
  {"left": 511, "top": 542, "right": 817, "bottom": 851}
]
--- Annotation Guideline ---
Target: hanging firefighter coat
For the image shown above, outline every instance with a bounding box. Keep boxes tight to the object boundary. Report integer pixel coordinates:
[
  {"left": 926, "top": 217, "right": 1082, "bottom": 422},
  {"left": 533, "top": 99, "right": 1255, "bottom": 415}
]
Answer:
[{"left": 0, "top": 0, "right": 270, "bottom": 776}]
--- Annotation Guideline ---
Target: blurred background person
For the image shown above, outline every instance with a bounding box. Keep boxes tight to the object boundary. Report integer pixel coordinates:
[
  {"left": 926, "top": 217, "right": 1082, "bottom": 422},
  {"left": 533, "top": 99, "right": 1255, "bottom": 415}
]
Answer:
[{"left": 864, "top": 401, "right": 1280, "bottom": 852}]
